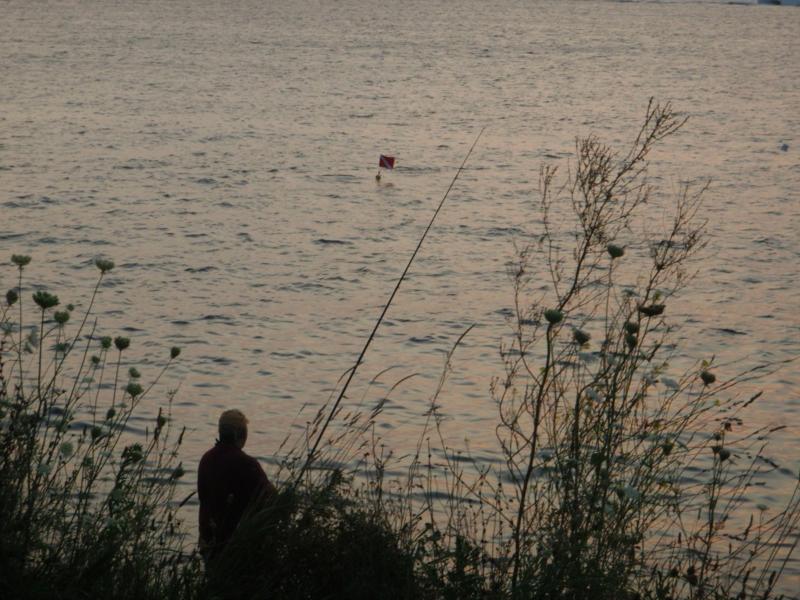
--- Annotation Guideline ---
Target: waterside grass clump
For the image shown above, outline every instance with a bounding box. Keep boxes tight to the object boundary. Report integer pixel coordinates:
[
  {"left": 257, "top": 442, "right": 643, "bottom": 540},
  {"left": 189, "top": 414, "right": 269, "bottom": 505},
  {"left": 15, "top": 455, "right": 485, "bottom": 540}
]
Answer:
[{"left": 0, "top": 257, "right": 201, "bottom": 600}]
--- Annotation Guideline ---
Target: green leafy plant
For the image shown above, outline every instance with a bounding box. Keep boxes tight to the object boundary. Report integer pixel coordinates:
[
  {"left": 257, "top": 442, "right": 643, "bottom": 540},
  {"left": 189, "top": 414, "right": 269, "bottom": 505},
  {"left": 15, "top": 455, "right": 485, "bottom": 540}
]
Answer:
[{"left": 0, "top": 256, "right": 197, "bottom": 600}]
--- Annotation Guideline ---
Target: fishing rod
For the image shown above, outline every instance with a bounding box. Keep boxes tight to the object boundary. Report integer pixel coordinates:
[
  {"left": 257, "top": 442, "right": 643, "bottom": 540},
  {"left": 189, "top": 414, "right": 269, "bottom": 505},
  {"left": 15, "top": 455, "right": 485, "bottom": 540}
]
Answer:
[{"left": 294, "top": 127, "right": 486, "bottom": 486}]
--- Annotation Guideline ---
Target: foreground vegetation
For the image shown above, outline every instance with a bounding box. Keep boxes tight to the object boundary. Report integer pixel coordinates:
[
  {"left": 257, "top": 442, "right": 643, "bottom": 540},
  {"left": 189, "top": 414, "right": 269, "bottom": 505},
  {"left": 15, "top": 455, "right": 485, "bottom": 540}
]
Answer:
[
  {"left": 2, "top": 101, "right": 797, "bottom": 599},
  {"left": 0, "top": 256, "right": 202, "bottom": 599}
]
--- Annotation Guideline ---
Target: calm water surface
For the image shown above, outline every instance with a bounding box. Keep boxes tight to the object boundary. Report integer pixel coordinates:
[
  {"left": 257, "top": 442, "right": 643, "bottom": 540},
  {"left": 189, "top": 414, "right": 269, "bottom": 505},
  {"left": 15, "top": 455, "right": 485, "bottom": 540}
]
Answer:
[{"left": 2, "top": 0, "right": 799, "bottom": 580}]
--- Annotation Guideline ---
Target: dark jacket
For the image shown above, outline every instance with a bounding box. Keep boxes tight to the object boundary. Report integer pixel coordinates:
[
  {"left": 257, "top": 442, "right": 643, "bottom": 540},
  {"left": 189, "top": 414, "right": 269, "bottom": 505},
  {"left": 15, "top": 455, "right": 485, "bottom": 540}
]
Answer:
[{"left": 198, "top": 441, "right": 274, "bottom": 555}]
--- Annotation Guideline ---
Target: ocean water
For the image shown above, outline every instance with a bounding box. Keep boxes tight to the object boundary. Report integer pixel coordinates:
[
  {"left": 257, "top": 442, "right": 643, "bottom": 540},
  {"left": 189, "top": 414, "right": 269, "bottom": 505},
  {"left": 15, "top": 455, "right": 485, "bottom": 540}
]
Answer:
[{"left": 2, "top": 0, "right": 798, "bottom": 582}]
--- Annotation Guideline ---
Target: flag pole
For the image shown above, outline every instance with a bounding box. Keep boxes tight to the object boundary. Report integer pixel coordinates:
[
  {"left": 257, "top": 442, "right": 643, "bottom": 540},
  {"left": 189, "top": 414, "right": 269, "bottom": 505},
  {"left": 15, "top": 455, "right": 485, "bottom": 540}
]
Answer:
[{"left": 294, "top": 127, "right": 486, "bottom": 486}]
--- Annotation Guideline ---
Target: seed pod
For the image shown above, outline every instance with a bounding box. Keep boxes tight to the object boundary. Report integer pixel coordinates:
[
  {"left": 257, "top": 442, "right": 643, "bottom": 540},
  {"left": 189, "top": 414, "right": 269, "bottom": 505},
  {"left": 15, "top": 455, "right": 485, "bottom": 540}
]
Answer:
[
  {"left": 32, "top": 291, "right": 59, "bottom": 310},
  {"left": 59, "top": 441, "right": 74, "bottom": 458},
  {"left": 123, "top": 443, "right": 143, "bottom": 463},
  {"left": 624, "top": 321, "right": 639, "bottom": 335},
  {"left": 100, "top": 336, "right": 112, "bottom": 350},
  {"left": 625, "top": 333, "right": 638, "bottom": 349},
  {"left": 662, "top": 441, "right": 674, "bottom": 456},
  {"left": 125, "top": 382, "right": 143, "bottom": 398},
  {"left": 54, "top": 311, "right": 70, "bottom": 325},
  {"left": 114, "top": 337, "right": 130, "bottom": 351},
  {"left": 638, "top": 304, "right": 665, "bottom": 317},
  {"left": 95, "top": 258, "right": 115, "bottom": 274},
  {"left": 700, "top": 370, "right": 716, "bottom": 386},
  {"left": 607, "top": 244, "right": 625, "bottom": 259},
  {"left": 6, "top": 289, "right": 18, "bottom": 306},
  {"left": 573, "top": 329, "right": 591, "bottom": 345},
  {"left": 170, "top": 346, "right": 181, "bottom": 359},
  {"left": 718, "top": 448, "right": 731, "bottom": 462},
  {"left": 11, "top": 254, "right": 32, "bottom": 268},
  {"left": 544, "top": 309, "right": 563, "bottom": 324}
]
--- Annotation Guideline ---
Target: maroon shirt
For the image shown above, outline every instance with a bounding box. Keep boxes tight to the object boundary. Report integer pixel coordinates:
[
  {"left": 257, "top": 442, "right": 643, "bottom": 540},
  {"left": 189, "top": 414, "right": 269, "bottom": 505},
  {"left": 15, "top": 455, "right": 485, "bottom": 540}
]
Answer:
[{"left": 197, "top": 441, "right": 273, "bottom": 553}]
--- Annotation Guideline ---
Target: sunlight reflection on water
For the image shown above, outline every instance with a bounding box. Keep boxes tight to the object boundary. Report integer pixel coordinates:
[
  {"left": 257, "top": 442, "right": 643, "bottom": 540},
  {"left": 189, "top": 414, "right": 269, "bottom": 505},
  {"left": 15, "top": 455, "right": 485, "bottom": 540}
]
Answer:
[{"left": 2, "top": 0, "right": 798, "bottom": 586}]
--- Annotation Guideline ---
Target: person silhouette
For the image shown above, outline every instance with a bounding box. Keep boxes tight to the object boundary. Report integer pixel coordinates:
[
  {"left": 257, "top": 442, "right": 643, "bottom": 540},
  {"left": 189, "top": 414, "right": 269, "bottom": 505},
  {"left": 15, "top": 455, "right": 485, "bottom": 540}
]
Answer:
[{"left": 197, "top": 409, "right": 276, "bottom": 559}]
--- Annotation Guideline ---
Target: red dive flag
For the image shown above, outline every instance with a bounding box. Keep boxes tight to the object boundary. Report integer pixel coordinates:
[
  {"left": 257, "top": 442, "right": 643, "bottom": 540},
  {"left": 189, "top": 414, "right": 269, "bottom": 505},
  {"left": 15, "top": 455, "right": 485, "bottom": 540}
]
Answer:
[{"left": 379, "top": 155, "right": 396, "bottom": 169}]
